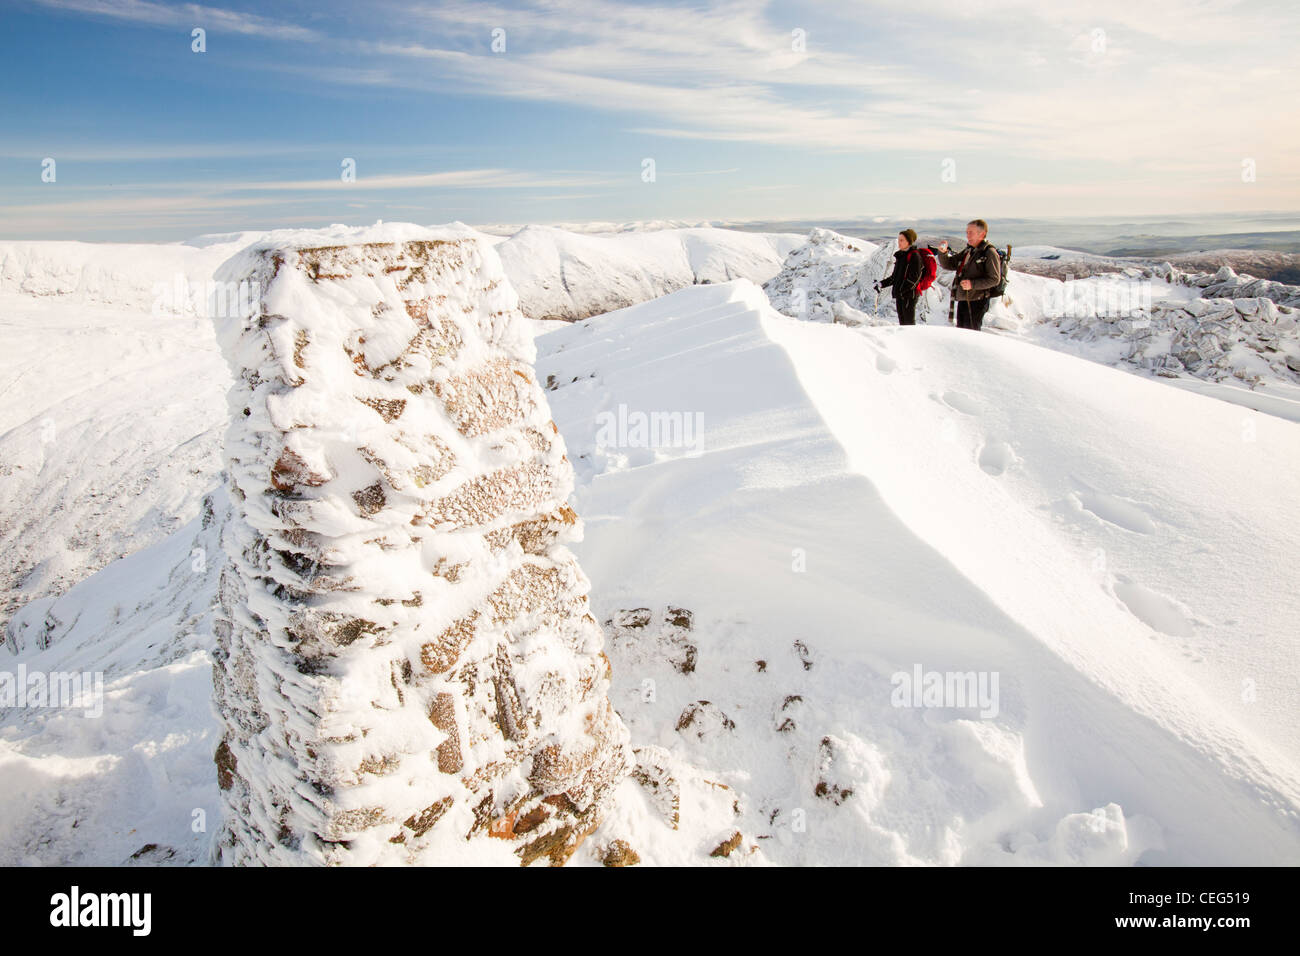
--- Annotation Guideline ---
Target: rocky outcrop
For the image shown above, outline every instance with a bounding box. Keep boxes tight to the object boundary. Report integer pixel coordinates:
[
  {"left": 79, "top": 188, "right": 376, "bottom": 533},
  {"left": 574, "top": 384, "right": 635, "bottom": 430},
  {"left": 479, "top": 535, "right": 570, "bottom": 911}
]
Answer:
[
  {"left": 1049, "top": 292, "right": 1300, "bottom": 387},
  {"left": 763, "top": 228, "right": 879, "bottom": 323},
  {"left": 1151, "top": 262, "right": 1300, "bottom": 309},
  {"left": 208, "top": 224, "right": 631, "bottom": 866}
]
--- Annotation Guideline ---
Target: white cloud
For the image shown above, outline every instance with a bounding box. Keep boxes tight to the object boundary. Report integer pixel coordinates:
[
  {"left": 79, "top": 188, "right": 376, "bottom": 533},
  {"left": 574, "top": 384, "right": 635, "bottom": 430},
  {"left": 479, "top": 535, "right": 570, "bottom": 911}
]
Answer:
[
  {"left": 21, "top": 0, "right": 1300, "bottom": 216},
  {"left": 32, "top": 0, "right": 323, "bottom": 40}
]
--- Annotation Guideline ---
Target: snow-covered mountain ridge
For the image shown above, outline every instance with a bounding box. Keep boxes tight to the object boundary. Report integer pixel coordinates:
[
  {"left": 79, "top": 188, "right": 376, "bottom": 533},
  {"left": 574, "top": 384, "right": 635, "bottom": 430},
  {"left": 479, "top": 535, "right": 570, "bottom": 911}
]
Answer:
[
  {"left": 4, "top": 271, "right": 1297, "bottom": 865},
  {"left": 0, "top": 224, "right": 803, "bottom": 322}
]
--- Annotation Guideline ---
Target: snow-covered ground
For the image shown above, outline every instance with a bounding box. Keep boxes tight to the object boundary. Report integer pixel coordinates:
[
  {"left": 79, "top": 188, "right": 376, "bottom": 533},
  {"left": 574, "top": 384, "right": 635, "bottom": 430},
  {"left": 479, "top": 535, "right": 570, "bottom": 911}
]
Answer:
[
  {"left": 0, "top": 224, "right": 800, "bottom": 633},
  {"left": 2, "top": 226, "right": 1298, "bottom": 865},
  {"left": 0, "top": 497, "right": 222, "bottom": 865},
  {"left": 0, "top": 293, "right": 228, "bottom": 631},
  {"left": 544, "top": 281, "right": 1300, "bottom": 865}
]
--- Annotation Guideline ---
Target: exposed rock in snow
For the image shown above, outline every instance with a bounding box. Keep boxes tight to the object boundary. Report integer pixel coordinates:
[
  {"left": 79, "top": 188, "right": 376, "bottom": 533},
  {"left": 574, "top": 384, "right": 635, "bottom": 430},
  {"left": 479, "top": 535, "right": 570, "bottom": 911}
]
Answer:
[
  {"left": 1154, "top": 261, "right": 1300, "bottom": 309},
  {"left": 207, "top": 225, "right": 631, "bottom": 865},
  {"left": 1041, "top": 292, "right": 1300, "bottom": 389},
  {"left": 763, "top": 228, "right": 881, "bottom": 323}
]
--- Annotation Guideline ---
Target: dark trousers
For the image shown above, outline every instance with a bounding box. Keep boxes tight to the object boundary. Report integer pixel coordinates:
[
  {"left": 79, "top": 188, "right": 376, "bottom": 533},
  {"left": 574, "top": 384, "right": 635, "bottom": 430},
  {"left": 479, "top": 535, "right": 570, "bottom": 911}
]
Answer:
[
  {"left": 955, "top": 297, "right": 991, "bottom": 331},
  {"left": 896, "top": 294, "right": 917, "bottom": 326}
]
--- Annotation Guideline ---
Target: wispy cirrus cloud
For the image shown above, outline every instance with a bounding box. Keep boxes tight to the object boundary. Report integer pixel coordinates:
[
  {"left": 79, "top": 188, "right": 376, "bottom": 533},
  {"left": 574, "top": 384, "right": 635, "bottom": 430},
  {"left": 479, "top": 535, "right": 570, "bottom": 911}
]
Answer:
[
  {"left": 27, "top": 0, "right": 1300, "bottom": 165},
  {"left": 330, "top": 0, "right": 1299, "bottom": 169},
  {"left": 1, "top": 167, "right": 620, "bottom": 198},
  {"left": 32, "top": 0, "right": 324, "bottom": 40},
  {"left": 224, "top": 168, "right": 622, "bottom": 191},
  {"left": 8, "top": 0, "right": 1300, "bottom": 230},
  {"left": 0, "top": 166, "right": 626, "bottom": 234}
]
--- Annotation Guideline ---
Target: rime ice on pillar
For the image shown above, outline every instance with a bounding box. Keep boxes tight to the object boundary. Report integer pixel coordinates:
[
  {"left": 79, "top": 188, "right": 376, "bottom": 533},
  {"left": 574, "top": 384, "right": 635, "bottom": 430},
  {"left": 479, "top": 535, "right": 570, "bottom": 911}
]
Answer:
[{"left": 208, "top": 227, "right": 632, "bottom": 866}]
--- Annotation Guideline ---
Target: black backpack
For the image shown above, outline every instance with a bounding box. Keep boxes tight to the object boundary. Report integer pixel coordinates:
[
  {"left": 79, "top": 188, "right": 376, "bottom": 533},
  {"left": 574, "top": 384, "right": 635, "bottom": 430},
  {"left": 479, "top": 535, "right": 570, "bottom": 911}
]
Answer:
[{"left": 992, "top": 244, "right": 1012, "bottom": 298}]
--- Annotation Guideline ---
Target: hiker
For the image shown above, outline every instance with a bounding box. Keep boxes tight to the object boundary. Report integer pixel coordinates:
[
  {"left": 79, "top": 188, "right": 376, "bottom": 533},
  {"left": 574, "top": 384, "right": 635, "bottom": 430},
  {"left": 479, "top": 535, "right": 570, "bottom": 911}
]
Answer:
[
  {"left": 935, "top": 219, "right": 1001, "bottom": 331},
  {"left": 874, "top": 229, "right": 934, "bottom": 326}
]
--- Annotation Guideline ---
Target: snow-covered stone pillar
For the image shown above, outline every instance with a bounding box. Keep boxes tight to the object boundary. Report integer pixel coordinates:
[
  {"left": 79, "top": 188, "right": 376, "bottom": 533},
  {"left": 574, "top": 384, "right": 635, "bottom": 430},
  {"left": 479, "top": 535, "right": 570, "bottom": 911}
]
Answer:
[{"left": 208, "top": 225, "right": 631, "bottom": 866}]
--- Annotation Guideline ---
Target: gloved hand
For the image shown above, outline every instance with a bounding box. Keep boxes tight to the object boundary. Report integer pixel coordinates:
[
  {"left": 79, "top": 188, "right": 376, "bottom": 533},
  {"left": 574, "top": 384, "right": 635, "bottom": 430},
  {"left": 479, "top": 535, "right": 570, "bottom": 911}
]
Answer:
[{"left": 872, "top": 281, "right": 881, "bottom": 293}]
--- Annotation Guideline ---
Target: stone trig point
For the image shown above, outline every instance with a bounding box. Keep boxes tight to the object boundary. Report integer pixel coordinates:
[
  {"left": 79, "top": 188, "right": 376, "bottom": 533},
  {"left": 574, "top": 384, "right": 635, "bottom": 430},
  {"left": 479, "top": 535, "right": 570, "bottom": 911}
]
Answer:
[{"left": 208, "top": 224, "right": 631, "bottom": 866}]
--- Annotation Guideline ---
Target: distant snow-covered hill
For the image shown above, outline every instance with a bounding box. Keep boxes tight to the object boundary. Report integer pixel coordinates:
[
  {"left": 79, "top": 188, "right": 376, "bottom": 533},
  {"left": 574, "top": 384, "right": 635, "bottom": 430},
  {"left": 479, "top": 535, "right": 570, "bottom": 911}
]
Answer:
[
  {"left": 0, "top": 223, "right": 803, "bottom": 321},
  {"left": 494, "top": 224, "right": 803, "bottom": 320}
]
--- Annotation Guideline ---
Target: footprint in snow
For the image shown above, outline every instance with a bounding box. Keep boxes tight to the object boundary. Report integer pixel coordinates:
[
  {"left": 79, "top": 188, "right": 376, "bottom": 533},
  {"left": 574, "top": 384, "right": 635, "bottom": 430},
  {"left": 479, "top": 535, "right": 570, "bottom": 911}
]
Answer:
[
  {"left": 940, "top": 390, "right": 980, "bottom": 415},
  {"left": 977, "top": 439, "right": 1016, "bottom": 476},
  {"left": 1112, "top": 576, "right": 1196, "bottom": 637},
  {"left": 1074, "top": 488, "right": 1156, "bottom": 535}
]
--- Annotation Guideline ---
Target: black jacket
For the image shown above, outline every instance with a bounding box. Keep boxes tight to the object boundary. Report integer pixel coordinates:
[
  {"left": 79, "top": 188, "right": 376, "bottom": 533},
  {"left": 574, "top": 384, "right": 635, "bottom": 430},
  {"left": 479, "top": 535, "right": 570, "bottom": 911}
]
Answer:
[
  {"left": 879, "top": 248, "right": 924, "bottom": 300},
  {"left": 937, "top": 240, "right": 1001, "bottom": 301}
]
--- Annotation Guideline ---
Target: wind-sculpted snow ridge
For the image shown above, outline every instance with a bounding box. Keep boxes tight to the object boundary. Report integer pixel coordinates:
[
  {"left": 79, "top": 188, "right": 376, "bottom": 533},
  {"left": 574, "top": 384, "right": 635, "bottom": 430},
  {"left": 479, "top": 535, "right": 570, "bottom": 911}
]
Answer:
[
  {"left": 207, "top": 224, "right": 632, "bottom": 866},
  {"left": 539, "top": 279, "right": 1300, "bottom": 865}
]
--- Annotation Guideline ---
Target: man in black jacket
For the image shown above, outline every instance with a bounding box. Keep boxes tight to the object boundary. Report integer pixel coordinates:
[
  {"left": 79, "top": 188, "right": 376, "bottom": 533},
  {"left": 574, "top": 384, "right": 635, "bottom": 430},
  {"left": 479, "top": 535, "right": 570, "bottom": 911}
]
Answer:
[
  {"left": 875, "top": 228, "right": 924, "bottom": 325},
  {"left": 936, "top": 219, "right": 1001, "bottom": 331}
]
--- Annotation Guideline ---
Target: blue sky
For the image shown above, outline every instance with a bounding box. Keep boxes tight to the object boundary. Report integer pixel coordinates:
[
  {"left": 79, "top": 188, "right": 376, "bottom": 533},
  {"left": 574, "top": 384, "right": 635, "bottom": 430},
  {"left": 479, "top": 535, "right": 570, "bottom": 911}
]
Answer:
[{"left": 2, "top": 0, "right": 1297, "bottom": 239}]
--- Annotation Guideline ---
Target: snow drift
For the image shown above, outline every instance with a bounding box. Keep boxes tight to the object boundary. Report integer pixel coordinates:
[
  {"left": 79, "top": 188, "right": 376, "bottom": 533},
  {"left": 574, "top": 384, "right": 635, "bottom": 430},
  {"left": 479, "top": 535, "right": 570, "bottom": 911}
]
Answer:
[{"left": 536, "top": 279, "right": 1300, "bottom": 865}]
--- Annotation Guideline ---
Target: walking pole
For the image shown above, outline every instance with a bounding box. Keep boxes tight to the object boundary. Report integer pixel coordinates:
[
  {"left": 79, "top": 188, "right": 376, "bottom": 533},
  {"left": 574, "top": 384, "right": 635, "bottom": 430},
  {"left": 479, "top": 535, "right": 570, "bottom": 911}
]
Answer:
[
  {"left": 939, "top": 240, "right": 957, "bottom": 326},
  {"left": 945, "top": 242, "right": 972, "bottom": 327}
]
